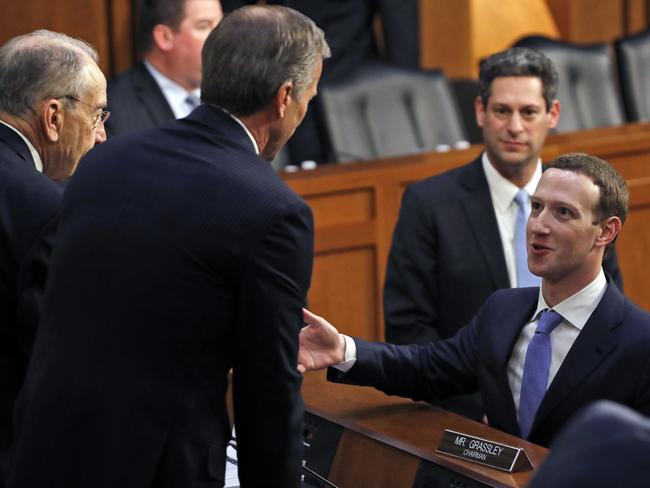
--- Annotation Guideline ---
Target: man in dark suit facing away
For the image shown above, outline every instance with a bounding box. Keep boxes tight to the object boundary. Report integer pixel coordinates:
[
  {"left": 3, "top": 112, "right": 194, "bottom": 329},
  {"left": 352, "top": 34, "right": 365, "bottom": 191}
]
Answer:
[
  {"left": 105, "top": 0, "right": 223, "bottom": 137},
  {"left": 9, "top": 6, "right": 329, "bottom": 488},
  {"left": 0, "top": 30, "right": 107, "bottom": 486},
  {"left": 383, "top": 48, "right": 622, "bottom": 346},
  {"left": 299, "top": 153, "right": 650, "bottom": 448}
]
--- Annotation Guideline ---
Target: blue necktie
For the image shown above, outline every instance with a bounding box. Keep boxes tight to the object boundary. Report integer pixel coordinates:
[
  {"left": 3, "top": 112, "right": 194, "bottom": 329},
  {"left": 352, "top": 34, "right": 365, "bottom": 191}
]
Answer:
[
  {"left": 514, "top": 189, "right": 541, "bottom": 288},
  {"left": 519, "top": 309, "right": 564, "bottom": 438}
]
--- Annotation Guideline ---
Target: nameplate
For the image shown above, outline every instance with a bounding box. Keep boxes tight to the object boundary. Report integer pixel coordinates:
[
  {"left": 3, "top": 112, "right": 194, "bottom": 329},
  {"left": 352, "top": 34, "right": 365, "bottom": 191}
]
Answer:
[{"left": 436, "top": 430, "right": 532, "bottom": 472}]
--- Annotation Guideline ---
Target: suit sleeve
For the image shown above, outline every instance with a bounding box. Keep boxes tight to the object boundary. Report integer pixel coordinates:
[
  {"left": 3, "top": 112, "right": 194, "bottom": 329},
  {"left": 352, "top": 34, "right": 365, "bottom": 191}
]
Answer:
[
  {"left": 232, "top": 199, "right": 313, "bottom": 488},
  {"left": 330, "top": 301, "right": 485, "bottom": 403},
  {"left": 384, "top": 185, "right": 441, "bottom": 344}
]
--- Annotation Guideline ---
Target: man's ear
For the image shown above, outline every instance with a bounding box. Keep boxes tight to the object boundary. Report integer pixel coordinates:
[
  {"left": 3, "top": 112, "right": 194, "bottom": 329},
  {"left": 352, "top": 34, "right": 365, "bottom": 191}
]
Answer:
[
  {"left": 41, "top": 98, "right": 65, "bottom": 143},
  {"left": 152, "top": 24, "right": 176, "bottom": 52},
  {"left": 596, "top": 216, "right": 622, "bottom": 249},
  {"left": 547, "top": 99, "right": 560, "bottom": 129},
  {"left": 475, "top": 96, "right": 486, "bottom": 128},
  {"left": 273, "top": 81, "right": 293, "bottom": 119}
]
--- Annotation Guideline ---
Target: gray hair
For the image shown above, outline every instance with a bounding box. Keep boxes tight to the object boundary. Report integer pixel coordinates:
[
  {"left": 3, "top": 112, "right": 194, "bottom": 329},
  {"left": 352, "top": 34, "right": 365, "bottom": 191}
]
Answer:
[
  {"left": 0, "top": 29, "right": 99, "bottom": 118},
  {"left": 201, "top": 5, "right": 331, "bottom": 117},
  {"left": 479, "top": 47, "right": 558, "bottom": 111}
]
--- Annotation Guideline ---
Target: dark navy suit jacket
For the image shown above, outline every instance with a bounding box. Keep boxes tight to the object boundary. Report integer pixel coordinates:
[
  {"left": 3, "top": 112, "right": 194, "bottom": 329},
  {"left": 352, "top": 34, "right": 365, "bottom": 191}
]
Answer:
[
  {"left": 333, "top": 284, "right": 650, "bottom": 447},
  {"left": 527, "top": 400, "right": 650, "bottom": 487},
  {"left": 9, "top": 106, "right": 313, "bottom": 487},
  {"left": 0, "top": 123, "right": 62, "bottom": 485},
  {"left": 105, "top": 62, "right": 175, "bottom": 137},
  {"left": 384, "top": 156, "right": 623, "bottom": 344}
]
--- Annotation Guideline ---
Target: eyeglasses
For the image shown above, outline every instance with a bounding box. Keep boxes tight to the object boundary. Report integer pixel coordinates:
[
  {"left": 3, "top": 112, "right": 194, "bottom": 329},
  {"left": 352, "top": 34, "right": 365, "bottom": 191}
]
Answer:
[{"left": 59, "top": 95, "right": 110, "bottom": 127}]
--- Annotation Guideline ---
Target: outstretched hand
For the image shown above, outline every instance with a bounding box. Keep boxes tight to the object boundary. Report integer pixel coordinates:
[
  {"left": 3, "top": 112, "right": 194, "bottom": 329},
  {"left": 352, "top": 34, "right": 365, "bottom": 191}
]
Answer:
[{"left": 298, "top": 308, "right": 346, "bottom": 373}]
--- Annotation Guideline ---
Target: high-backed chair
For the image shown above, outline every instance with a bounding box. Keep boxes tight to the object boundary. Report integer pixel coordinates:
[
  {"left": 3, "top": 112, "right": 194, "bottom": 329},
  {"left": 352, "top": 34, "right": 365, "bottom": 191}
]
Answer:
[
  {"left": 514, "top": 36, "right": 625, "bottom": 133},
  {"left": 320, "top": 63, "right": 467, "bottom": 163},
  {"left": 615, "top": 28, "right": 650, "bottom": 121}
]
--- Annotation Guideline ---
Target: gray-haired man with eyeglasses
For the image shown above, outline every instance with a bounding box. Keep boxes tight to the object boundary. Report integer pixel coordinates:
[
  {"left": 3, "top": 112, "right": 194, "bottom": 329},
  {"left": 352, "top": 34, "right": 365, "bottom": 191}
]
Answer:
[{"left": 0, "top": 29, "right": 106, "bottom": 484}]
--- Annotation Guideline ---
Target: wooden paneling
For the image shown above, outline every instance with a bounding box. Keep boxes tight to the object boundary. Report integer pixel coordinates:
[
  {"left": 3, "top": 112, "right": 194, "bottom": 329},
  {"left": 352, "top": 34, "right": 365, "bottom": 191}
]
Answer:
[
  {"left": 420, "top": 0, "right": 559, "bottom": 78},
  {"left": 310, "top": 248, "right": 378, "bottom": 340},
  {"left": 0, "top": 0, "right": 135, "bottom": 78},
  {"left": 285, "top": 123, "right": 650, "bottom": 341},
  {"left": 420, "top": 0, "right": 650, "bottom": 78},
  {"left": 110, "top": 0, "right": 136, "bottom": 75},
  {"left": 547, "top": 0, "right": 623, "bottom": 43}
]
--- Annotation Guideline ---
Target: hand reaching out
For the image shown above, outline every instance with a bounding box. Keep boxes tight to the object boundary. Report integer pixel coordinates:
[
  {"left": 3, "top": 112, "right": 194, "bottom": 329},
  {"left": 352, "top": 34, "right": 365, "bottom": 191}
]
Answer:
[{"left": 298, "top": 308, "right": 346, "bottom": 373}]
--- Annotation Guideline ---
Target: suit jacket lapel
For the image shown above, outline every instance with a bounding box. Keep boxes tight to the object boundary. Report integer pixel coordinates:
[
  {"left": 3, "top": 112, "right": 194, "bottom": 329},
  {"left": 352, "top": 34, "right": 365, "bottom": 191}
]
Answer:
[
  {"left": 531, "top": 283, "right": 623, "bottom": 434},
  {"left": 132, "top": 63, "right": 176, "bottom": 123},
  {"left": 488, "top": 289, "right": 539, "bottom": 434},
  {"left": 459, "top": 156, "right": 510, "bottom": 289},
  {"left": 0, "top": 122, "right": 35, "bottom": 168}
]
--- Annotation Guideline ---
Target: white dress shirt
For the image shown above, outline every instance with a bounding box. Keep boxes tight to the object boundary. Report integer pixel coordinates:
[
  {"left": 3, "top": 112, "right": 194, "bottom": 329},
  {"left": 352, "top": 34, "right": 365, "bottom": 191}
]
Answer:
[
  {"left": 143, "top": 60, "right": 201, "bottom": 119},
  {"left": 0, "top": 120, "right": 43, "bottom": 172},
  {"left": 482, "top": 152, "right": 542, "bottom": 288},
  {"left": 508, "top": 269, "right": 607, "bottom": 417}
]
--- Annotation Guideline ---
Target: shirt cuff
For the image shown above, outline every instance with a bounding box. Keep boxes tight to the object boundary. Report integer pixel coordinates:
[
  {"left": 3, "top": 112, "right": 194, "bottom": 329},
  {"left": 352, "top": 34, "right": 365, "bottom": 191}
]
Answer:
[{"left": 332, "top": 334, "right": 357, "bottom": 372}]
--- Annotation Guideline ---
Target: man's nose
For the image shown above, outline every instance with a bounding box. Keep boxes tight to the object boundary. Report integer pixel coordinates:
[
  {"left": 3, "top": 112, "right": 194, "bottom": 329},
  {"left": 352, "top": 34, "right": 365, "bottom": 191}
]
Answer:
[{"left": 507, "top": 112, "right": 524, "bottom": 133}]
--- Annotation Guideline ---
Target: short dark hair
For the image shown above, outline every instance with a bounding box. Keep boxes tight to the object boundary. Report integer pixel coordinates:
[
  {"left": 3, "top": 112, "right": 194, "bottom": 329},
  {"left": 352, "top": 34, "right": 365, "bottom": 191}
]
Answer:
[
  {"left": 0, "top": 30, "right": 98, "bottom": 118},
  {"left": 201, "top": 5, "right": 330, "bottom": 117},
  {"left": 138, "top": 0, "right": 186, "bottom": 54},
  {"left": 479, "top": 47, "right": 558, "bottom": 110},
  {"left": 548, "top": 153, "right": 629, "bottom": 225}
]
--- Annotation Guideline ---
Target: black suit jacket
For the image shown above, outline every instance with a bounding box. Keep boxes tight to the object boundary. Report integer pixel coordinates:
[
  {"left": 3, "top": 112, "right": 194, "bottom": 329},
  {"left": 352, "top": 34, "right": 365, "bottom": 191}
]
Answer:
[
  {"left": 105, "top": 62, "right": 175, "bottom": 137},
  {"left": 0, "top": 123, "right": 62, "bottom": 485},
  {"left": 333, "top": 284, "right": 650, "bottom": 447},
  {"left": 527, "top": 400, "right": 650, "bottom": 487},
  {"left": 8, "top": 107, "right": 313, "bottom": 487},
  {"left": 384, "top": 156, "right": 622, "bottom": 344}
]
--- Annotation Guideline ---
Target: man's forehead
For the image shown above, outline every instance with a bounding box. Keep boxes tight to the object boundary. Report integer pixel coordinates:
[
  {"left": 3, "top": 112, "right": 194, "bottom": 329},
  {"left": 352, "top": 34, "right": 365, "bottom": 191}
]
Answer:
[
  {"left": 488, "top": 76, "right": 545, "bottom": 104},
  {"left": 534, "top": 168, "right": 600, "bottom": 202}
]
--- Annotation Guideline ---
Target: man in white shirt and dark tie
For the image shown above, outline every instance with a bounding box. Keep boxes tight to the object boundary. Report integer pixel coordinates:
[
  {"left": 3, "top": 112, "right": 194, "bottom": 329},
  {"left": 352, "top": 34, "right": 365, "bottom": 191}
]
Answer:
[{"left": 298, "top": 152, "right": 650, "bottom": 448}]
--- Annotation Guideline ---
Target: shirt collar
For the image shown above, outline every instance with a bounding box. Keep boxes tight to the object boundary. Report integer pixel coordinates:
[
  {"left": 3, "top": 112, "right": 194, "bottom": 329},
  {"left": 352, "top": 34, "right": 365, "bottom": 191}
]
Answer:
[
  {"left": 222, "top": 109, "right": 259, "bottom": 155},
  {"left": 533, "top": 268, "right": 608, "bottom": 330},
  {"left": 0, "top": 120, "right": 43, "bottom": 172},
  {"left": 482, "top": 152, "right": 542, "bottom": 214},
  {"left": 143, "top": 60, "right": 200, "bottom": 117}
]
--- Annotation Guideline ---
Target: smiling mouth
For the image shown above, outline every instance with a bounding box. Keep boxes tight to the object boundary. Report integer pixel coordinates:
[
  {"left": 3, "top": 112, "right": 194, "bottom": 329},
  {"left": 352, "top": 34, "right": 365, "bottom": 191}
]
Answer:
[{"left": 530, "top": 243, "right": 552, "bottom": 254}]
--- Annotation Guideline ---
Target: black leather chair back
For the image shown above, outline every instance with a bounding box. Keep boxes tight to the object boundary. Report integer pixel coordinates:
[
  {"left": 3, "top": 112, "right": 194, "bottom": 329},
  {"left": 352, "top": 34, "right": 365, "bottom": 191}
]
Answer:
[
  {"left": 615, "top": 28, "right": 650, "bottom": 121},
  {"left": 320, "top": 63, "right": 467, "bottom": 163},
  {"left": 514, "top": 36, "right": 625, "bottom": 133}
]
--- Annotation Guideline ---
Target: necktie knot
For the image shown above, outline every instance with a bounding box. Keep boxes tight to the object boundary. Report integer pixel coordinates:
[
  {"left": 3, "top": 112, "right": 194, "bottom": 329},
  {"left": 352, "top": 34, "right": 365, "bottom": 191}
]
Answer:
[
  {"left": 535, "top": 309, "right": 563, "bottom": 335},
  {"left": 514, "top": 188, "right": 529, "bottom": 208}
]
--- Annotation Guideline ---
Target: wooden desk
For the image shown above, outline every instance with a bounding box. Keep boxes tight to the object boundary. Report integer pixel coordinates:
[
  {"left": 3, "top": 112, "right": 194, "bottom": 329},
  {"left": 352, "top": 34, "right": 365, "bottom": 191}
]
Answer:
[
  {"left": 302, "top": 371, "right": 548, "bottom": 488},
  {"left": 284, "top": 122, "right": 650, "bottom": 341}
]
